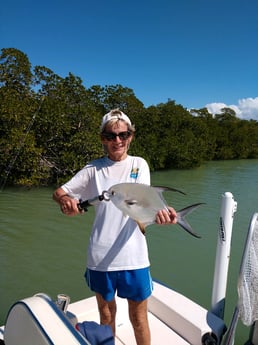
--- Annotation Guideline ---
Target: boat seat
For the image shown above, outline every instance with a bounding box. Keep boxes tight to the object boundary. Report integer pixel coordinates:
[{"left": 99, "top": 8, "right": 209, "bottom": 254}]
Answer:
[
  {"left": 3, "top": 293, "right": 90, "bottom": 345},
  {"left": 148, "top": 281, "right": 226, "bottom": 345}
]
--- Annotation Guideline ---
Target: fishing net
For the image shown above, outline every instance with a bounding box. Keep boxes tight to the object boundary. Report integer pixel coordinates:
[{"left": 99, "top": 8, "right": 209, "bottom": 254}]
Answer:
[{"left": 238, "top": 213, "right": 258, "bottom": 326}]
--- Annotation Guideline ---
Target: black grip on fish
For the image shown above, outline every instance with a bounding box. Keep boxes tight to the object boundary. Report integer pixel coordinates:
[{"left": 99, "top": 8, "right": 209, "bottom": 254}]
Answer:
[
  {"left": 78, "top": 200, "right": 91, "bottom": 212},
  {"left": 77, "top": 194, "right": 107, "bottom": 212}
]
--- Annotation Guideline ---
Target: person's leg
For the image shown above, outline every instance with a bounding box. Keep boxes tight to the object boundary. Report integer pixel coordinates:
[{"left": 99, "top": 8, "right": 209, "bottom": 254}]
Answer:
[
  {"left": 96, "top": 292, "right": 117, "bottom": 336},
  {"left": 128, "top": 298, "right": 150, "bottom": 345}
]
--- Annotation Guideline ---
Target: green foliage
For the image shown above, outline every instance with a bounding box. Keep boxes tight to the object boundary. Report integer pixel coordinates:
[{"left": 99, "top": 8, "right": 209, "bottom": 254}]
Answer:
[
  {"left": 0, "top": 48, "right": 32, "bottom": 93},
  {"left": 1, "top": 47, "right": 258, "bottom": 187}
]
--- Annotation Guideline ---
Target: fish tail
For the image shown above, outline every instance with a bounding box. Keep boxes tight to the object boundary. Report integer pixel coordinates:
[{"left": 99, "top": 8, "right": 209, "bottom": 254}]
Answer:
[{"left": 177, "top": 203, "right": 205, "bottom": 238}]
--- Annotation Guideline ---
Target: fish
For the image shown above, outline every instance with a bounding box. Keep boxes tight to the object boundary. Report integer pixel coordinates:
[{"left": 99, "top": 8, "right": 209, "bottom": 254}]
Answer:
[{"left": 107, "top": 182, "right": 204, "bottom": 238}]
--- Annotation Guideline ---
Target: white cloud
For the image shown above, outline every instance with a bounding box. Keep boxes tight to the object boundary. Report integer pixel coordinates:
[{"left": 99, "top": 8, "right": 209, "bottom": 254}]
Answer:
[{"left": 205, "top": 97, "right": 258, "bottom": 121}]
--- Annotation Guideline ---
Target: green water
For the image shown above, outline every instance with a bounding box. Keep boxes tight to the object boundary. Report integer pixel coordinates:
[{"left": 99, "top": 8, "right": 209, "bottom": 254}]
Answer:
[{"left": 1, "top": 159, "right": 258, "bottom": 343}]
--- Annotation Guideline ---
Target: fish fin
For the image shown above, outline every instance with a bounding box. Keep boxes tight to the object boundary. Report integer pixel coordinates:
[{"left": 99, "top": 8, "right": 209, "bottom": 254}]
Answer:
[
  {"left": 153, "top": 186, "right": 186, "bottom": 195},
  {"left": 136, "top": 221, "right": 146, "bottom": 235},
  {"left": 177, "top": 203, "right": 205, "bottom": 238}
]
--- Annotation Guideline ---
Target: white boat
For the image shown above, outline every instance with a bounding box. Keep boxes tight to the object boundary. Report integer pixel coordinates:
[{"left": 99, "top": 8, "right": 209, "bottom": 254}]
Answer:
[{"left": 1, "top": 192, "right": 258, "bottom": 345}]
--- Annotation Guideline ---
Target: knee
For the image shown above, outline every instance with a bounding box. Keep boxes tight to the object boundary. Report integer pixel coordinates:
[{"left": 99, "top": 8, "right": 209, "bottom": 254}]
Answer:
[
  {"left": 128, "top": 301, "right": 148, "bottom": 330},
  {"left": 99, "top": 305, "right": 116, "bottom": 323},
  {"left": 129, "top": 310, "right": 147, "bottom": 329},
  {"left": 96, "top": 296, "right": 117, "bottom": 325}
]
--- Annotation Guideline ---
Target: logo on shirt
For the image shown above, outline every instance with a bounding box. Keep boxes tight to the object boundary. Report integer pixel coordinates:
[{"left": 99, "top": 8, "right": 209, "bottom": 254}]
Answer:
[{"left": 130, "top": 168, "right": 139, "bottom": 179}]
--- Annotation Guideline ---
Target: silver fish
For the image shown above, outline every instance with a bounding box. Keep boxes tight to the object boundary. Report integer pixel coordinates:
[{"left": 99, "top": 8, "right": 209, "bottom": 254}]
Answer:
[{"left": 107, "top": 183, "right": 204, "bottom": 238}]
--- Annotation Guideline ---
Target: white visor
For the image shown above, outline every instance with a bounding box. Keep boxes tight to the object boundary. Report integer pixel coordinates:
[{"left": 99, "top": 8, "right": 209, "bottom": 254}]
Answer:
[{"left": 100, "top": 110, "right": 132, "bottom": 132}]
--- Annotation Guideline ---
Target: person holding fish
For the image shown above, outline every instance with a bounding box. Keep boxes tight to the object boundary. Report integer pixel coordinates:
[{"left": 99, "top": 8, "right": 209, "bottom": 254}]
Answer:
[{"left": 53, "top": 109, "right": 177, "bottom": 345}]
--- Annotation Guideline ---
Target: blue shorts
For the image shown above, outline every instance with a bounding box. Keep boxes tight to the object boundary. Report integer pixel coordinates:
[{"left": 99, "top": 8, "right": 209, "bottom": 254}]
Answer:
[{"left": 85, "top": 267, "right": 153, "bottom": 302}]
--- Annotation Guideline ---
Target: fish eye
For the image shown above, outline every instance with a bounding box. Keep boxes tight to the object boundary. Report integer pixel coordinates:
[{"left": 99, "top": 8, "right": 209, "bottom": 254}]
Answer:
[{"left": 125, "top": 199, "right": 137, "bottom": 206}]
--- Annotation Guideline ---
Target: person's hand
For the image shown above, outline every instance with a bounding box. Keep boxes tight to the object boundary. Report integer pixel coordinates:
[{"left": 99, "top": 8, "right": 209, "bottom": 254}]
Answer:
[
  {"left": 156, "top": 206, "right": 177, "bottom": 225},
  {"left": 59, "top": 195, "right": 80, "bottom": 216}
]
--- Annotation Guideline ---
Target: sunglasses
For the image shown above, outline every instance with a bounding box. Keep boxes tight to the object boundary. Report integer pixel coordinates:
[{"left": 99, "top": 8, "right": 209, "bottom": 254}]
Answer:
[{"left": 102, "top": 131, "right": 132, "bottom": 141}]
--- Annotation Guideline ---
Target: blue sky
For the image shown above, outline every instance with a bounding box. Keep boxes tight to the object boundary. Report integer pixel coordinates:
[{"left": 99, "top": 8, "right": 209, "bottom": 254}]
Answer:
[{"left": 1, "top": 0, "right": 258, "bottom": 119}]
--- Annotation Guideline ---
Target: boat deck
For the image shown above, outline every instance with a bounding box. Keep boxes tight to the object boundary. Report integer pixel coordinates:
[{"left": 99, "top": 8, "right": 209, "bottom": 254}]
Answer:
[
  {"left": 67, "top": 281, "right": 225, "bottom": 345},
  {"left": 68, "top": 294, "right": 190, "bottom": 345}
]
